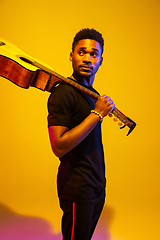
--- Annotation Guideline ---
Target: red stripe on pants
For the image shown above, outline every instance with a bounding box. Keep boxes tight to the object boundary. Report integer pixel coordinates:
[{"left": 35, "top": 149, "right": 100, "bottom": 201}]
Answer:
[{"left": 71, "top": 202, "right": 75, "bottom": 240}]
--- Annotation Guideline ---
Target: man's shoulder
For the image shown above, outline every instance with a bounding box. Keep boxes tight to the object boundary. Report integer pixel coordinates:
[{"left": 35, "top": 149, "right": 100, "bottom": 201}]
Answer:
[
  {"left": 48, "top": 83, "right": 79, "bottom": 104},
  {"left": 50, "top": 82, "right": 83, "bottom": 103},
  {"left": 53, "top": 83, "right": 78, "bottom": 94}
]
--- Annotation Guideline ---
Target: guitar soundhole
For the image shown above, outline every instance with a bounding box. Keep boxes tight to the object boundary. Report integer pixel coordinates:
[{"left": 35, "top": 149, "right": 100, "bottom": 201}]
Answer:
[
  {"left": 19, "top": 56, "right": 33, "bottom": 64},
  {"left": 0, "top": 41, "right": 6, "bottom": 46}
]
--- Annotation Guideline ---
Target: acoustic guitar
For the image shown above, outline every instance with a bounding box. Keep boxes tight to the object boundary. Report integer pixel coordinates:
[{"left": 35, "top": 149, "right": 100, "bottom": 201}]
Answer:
[{"left": 0, "top": 38, "right": 136, "bottom": 135}]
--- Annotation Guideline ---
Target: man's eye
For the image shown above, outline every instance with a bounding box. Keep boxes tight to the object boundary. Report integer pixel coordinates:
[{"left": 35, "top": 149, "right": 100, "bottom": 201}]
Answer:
[
  {"left": 78, "top": 51, "right": 84, "bottom": 56},
  {"left": 91, "top": 52, "right": 98, "bottom": 58}
]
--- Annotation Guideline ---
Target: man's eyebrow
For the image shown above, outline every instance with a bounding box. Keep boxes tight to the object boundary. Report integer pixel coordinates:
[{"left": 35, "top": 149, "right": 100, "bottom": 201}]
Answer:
[{"left": 78, "top": 47, "right": 100, "bottom": 53}]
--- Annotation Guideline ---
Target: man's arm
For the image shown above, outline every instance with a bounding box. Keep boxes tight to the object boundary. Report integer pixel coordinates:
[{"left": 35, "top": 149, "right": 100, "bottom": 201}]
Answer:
[{"left": 48, "top": 96, "right": 115, "bottom": 158}]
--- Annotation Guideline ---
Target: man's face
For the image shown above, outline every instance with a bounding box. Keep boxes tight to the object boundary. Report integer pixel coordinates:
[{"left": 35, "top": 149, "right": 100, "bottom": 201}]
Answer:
[{"left": 70, "top": 39, "right": 103, "bottom": 79}]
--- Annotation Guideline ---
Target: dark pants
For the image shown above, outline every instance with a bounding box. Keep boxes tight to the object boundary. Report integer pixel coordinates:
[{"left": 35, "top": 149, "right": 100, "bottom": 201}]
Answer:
[{"left": 59, "top": 190, "right": 105, "bottom": 240}]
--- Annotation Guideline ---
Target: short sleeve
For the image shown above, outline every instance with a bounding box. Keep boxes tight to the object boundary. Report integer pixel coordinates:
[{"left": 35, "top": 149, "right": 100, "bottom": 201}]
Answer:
[{"left": 47, "top": 84, "right": 77, "bottom": 128}]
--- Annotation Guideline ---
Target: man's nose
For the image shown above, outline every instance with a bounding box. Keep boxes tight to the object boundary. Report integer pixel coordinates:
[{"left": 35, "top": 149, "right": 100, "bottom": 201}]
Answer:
[{"left": 83, "top": 53, "right": 92, "bottom": 63}]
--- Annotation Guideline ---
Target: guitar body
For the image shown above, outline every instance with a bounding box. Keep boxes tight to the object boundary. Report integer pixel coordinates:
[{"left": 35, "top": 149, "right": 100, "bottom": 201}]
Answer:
[
  {"left": 0, "top": 38, "right": 58, "bottom": 91},
  {"left": 0, "top": 54, "right": 35, "bottom": 88}
]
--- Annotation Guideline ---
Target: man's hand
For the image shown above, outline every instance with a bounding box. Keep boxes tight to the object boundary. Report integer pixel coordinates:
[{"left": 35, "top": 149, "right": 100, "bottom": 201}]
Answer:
[{"left": 94, "top": 95, "right": 115, "bottom": 118}]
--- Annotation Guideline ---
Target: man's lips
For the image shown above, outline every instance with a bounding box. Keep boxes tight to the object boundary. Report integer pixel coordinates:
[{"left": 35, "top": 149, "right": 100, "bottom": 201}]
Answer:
[{"left": 79, "top": 65, "right": 93, "bottom": 71}]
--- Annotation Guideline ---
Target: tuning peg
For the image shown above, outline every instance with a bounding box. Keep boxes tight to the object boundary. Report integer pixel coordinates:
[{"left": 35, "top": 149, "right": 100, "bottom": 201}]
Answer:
[
  {"left": 108, "top": 113, "right": 113, "bottom": 117},
  {"left": 113, "top": 118, "right": 118, "bottom": 122}
]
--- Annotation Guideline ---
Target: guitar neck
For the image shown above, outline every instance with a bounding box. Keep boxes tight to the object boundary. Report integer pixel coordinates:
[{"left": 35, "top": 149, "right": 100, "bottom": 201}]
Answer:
[{"left": 29, "top": 58, "right": 99, "bottom": 98}]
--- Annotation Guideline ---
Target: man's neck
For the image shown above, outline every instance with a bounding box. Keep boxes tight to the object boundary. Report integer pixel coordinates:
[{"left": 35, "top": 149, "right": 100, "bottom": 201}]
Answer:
[{"left": 70, "top": 72, "right": 94, "bottom": 87}]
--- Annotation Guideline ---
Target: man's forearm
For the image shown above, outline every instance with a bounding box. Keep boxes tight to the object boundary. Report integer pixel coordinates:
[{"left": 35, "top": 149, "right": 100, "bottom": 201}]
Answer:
[{"left": 48, "top": 112, "right": 100, "bottom": 158}]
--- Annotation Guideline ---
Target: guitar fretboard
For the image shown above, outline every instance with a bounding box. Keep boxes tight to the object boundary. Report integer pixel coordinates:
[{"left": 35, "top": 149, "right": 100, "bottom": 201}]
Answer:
[{"left": 30, "top": 59, "right": 134, "bottom": 128}]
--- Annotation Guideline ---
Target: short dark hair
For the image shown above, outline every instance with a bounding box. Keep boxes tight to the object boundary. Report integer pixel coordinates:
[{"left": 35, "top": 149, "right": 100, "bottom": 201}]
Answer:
[{"left": 72, "top": 28, "right": 104, "bottom": 54}]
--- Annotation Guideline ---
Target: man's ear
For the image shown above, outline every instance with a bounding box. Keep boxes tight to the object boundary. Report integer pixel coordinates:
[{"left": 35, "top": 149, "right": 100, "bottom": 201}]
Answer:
[
  {"left": 100, "top": 56, "right": 103, "bottom": 66},
  {"left": 69, "top": 52, "right": 73, "bottom": 61}
]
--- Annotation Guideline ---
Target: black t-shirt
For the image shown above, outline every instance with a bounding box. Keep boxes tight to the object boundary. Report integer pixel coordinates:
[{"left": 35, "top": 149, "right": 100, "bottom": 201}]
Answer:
[{"left": 47, "top": 82, "right": 106, "bottom": 204}]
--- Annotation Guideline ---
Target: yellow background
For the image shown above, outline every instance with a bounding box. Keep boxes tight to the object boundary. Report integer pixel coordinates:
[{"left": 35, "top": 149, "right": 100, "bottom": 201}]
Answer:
[{"left": 0, "top": 0, "right": 160, "bottom": 239}]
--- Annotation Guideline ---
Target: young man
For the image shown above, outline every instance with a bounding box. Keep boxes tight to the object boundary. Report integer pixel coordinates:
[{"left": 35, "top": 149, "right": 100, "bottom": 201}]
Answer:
[{"left": 47, "top": 28, "right": 115, "bottom": 240}]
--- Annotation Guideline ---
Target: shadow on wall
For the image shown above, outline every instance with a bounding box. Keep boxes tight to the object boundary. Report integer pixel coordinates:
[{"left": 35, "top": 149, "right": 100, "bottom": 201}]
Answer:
[
  {"left": 0, "top": 202, "right": 61, "bottom": 240},
  {"left": 0, "top": 202, "right": 115, "bottom": 240}
]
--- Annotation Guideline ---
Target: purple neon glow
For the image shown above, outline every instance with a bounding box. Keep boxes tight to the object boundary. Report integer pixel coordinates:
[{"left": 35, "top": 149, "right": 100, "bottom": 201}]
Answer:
[{"left": 0, "top": 203, "right": 113, "bottom": 240}]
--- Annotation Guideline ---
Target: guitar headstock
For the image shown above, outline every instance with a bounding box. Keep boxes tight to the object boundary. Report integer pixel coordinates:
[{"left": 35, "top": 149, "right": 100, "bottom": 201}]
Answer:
[{"left": 108, "top": 112, "right": 136, "bottom": 136}]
